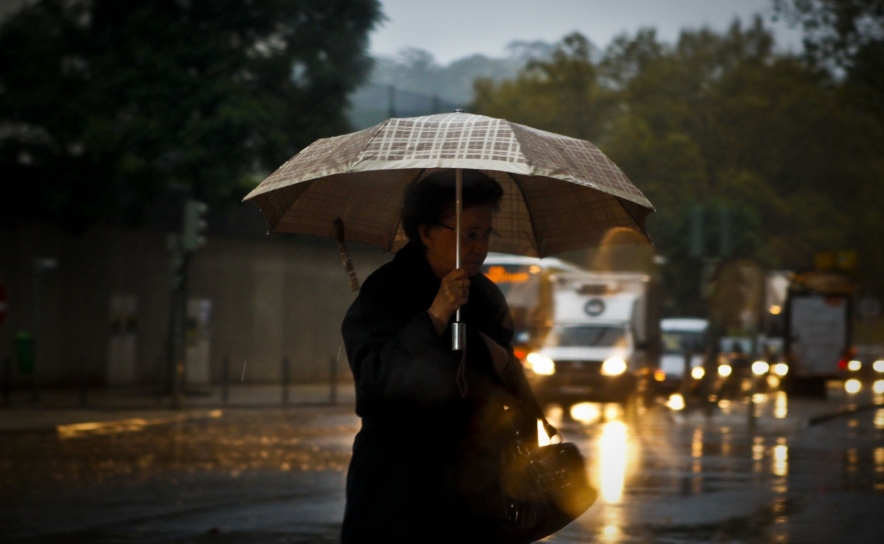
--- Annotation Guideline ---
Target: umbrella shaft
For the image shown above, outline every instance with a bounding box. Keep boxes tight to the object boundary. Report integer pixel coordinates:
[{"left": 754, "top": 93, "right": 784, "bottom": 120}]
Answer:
[
  {"left": 456, "top": 169, "right": 463, "bottom": 322},
  {"left": 453, "top": 168, "right": 464, "bottom": 350}
]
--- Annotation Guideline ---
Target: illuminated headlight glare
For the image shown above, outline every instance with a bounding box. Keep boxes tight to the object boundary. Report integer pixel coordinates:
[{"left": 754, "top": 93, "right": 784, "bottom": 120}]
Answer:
[
  {"left": 526, "top": 352, "right": 555, "bottom": 376},
  {"left": 845, "top": 379, "right": 862, "bottom": 394},
  {"left": 873, "top": 380, "right": 884, "bottom": 395},
  {"left": 718, "top": 364, "right": 733, "bottom": 377},
  {"left": 773, "top": 363, "right": 789, "bottom": 377},
  {"left": 691, "top": 366, "right": 705, "bottom": 380},
  {"left": 666, "top": 393, "right": 685, "bottom": 411},
  {"left": 873, "top": 360, "right": 884, "bottom": 373},
  {"left": 601, "top": 357, "right": 627, "bottom": 376},
  {"left": 752, "top": 361, "right": 770, "bottom": 376},
  {"left": 847, "top": 360, "right": 862, "bottom": 372}
]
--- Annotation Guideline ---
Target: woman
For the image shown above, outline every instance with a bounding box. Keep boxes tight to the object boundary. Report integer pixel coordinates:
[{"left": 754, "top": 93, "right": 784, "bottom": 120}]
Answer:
[{"left": 340, "top": 169, "right": 538, "bottom": 543}]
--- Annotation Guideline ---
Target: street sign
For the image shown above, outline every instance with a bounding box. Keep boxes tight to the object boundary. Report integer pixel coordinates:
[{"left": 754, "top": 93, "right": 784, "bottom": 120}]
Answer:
[{"left": 0, "top": 283, "right": 7, "bottom": 328}]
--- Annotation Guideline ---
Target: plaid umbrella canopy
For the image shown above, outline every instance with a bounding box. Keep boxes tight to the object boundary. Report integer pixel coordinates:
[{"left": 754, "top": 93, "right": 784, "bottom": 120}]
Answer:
[{"left": 244, "top": 112, "right": 654, "bottom": 258}]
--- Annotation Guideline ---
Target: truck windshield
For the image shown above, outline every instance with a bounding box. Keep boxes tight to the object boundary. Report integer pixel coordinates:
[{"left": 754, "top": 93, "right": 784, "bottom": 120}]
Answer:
[
  {"left": 550, "top": 325, "right": 626, "bottom": 347},
  {"left": 662, "top": 331, "right": 705, "bottom": 354}
]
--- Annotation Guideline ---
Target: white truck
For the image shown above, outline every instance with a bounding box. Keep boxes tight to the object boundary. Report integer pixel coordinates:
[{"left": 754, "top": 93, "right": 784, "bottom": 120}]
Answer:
[
  {"left": 482, "top": 254, "right": 661, "bottom": 404},
  {"left": 784, "top": 292, "right": 851, "bottom": 397}
]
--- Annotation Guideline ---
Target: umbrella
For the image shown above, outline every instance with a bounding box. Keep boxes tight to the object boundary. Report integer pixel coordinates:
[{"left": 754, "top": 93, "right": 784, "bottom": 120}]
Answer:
[{"left": 244, "top": 111, "right": 654, "bottom": 348}]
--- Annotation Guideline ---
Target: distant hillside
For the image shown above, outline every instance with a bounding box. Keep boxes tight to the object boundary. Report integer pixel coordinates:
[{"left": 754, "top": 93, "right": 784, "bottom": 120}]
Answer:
[{"left": 347, "top": 41, "right": 555, "bottom": 129}]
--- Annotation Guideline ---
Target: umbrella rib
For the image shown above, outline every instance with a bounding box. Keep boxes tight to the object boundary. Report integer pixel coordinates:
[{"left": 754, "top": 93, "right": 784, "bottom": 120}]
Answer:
[
  {"left": 615, "top": 197, "right": 654, "bottom": 245},
  {"left": 350, "top": 118, "right": 393, "bottom": 171},
  {"left": 386, "top": 169, "right": 426, "bottom": 252}
]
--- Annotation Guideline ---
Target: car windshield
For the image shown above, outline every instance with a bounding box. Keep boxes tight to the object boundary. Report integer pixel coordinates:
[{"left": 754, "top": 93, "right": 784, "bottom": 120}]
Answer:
[
  {"left": 549, "top": 325, "right": 626, "bottom": 348},
  {"left": 662, "top": 331, "right": 705, "bottom": 354}
]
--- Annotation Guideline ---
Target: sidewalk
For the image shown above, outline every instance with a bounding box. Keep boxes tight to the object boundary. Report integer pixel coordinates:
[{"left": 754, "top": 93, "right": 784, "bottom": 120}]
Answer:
[{"left": 0, "top": 383, "right": 356, "bottom": 433}]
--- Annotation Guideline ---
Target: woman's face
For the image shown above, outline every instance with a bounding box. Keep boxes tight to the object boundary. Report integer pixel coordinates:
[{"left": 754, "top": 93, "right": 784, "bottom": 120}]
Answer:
[{"left": 419, "top": 205, "right": 494, "bottom": 279}]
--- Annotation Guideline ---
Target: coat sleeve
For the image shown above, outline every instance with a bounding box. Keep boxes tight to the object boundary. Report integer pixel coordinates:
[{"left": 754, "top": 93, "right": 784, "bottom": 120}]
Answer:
[{"left": 341, "top": 275, "right": 464, "bottom": 411}]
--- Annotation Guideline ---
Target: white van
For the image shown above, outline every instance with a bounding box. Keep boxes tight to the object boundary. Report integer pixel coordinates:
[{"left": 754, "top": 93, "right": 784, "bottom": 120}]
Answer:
[
  {"left": 526, "top": 284, "right": 642, "bottom": 404},
  {"left": 659, "top": 318, "right": 708, "bottom": 387}
]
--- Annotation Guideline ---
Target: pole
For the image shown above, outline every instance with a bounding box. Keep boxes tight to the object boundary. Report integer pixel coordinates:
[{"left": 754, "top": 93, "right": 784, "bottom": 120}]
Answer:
[
  {"left": 31, "top": 265, "right": 40, "bottom": 403},
  {"left": 330, "top": 354, "right": 338, "bottom": 406},
  {"left": 702, "top": 321, "right": 723, "bottom": 416},
  {"left": 168, "top": 250, "right": 191, "bottom": 409},
  {"left": 1, "top": 356, "right": 10, "bottom": 407},
  {"left": 681, "top": 350, "right": 692, "bottom": 401},
  {"left": 748, "top": 378, "right": 757, "bottom": 430},
  {"left": 221, "top": 355, "right": 229, "bottom": 404},
  {"left": 155, "top": 355, "right": 164, "bottom": 405},
  {"left": 452, "top": 168, "right": 465, "bottom": 351},
  {"left": 387, "top": 85, "right": 396, "bottom": 118},
  {"left": 281, "top": 356, "right": 289, "bottom": 405},
  {"left": 79, "top": 355, "right": 87, "bottom": 406},
  {"left": 171, "top": 286, "right": 184, "bottom": 409}
]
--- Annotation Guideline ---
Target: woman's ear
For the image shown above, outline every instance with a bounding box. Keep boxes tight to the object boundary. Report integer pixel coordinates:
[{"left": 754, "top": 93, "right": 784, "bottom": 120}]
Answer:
[{"left": 418, "top": 223, "right": 435, "bottom": 249}]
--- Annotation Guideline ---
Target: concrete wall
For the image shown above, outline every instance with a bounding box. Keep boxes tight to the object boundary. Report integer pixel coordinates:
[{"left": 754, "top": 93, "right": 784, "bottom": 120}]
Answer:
[{"left": 0, "top": 219, "right": 392, "bottom": 387}]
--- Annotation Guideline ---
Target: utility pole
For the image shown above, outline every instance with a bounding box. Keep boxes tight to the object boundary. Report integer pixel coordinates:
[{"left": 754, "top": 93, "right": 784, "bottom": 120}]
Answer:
[
  {"left": 387, "top": 85, "right": 397, "bottom": 118},
  {"left": 31, "top": 258, "right": 57, "bottom": 402},
  {"left": 167, "top": 199, "right": 208, "bottom": 408}
]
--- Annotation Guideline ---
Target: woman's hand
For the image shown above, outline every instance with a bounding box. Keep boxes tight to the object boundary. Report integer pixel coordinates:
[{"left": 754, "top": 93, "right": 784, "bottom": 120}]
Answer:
[{"left": 427, "top": 268, "right": 470, "bottom": 336}]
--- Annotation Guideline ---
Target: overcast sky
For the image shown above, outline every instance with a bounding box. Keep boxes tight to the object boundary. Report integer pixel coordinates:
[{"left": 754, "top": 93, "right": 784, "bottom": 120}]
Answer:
[{"left": 370, "top": 0, "right": 804, "bottom": 64}]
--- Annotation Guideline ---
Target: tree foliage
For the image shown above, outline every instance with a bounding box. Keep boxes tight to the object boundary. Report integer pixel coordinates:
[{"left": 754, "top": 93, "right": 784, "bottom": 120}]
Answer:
[
  {"left": 472, "top": 16, "right": 884, "bottom": 314},
  {"left": 773, "top": 0, "right": 884, "bottom": 65},
  {"left": 0, "top": 0, "right": 382, "bottom": 227}
]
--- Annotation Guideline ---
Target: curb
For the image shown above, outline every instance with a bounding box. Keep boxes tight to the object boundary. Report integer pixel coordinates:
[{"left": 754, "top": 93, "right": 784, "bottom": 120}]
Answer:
[
  {"left": 807, "top": 402, "right": 882, "bottom": 426},
  {"left": 0, "top": 408, "right": 224, "bottom": 436}
]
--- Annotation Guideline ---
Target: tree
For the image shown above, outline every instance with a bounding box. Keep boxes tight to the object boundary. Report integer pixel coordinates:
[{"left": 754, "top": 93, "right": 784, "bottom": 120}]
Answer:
[
  {"left": 0, "top": 0, "right": 382, "bottom": 227},
  {"left": 772, "top": 0, "right": 884, "bottom": 67},
  {"left": 473, "top": 33, "right": 614, "bottom": 143},
  {"left": 774, "top": 0, "right": 884, "bottom": 119},
  {"left": 472, "top": 20, "right": 884, "bottom": 314}
]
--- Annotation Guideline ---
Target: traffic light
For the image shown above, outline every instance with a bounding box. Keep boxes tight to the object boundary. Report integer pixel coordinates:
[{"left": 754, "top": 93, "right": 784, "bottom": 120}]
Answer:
[{"left": 182, "top": 199, "right": 208, "bottom": 251}]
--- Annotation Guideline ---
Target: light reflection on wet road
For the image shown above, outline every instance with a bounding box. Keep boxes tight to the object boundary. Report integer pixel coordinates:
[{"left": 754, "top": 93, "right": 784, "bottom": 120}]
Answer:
[{"left": 2, "top": 396, "right": 883, "bottom": 543}]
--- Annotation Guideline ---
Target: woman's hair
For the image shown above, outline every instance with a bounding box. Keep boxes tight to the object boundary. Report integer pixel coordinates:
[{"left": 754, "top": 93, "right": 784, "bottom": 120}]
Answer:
[{"left": 401, "top": 169, "right": 503, "bottom": 244}]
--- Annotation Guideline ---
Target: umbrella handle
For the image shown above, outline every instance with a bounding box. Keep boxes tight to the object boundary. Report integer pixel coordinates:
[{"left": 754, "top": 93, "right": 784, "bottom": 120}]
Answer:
[{"left": 452, "top": 169, "right": 465, "bottom": 351}]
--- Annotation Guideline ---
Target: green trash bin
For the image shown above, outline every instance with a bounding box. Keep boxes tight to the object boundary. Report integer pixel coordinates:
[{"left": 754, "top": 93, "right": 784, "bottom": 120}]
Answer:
[{"left": 15, "top": 331, "right": 34, "bottom": 374}]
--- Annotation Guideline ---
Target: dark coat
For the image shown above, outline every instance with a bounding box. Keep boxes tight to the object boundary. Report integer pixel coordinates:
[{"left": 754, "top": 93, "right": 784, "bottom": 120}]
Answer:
[{"left": 340, "top": 242, "right": 537, "bottom": 544}]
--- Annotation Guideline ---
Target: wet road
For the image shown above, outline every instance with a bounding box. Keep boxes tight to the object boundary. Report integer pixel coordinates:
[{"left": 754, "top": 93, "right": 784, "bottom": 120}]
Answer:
[{"left": 2, "top": 395, "right": 883, "bottom": 543}]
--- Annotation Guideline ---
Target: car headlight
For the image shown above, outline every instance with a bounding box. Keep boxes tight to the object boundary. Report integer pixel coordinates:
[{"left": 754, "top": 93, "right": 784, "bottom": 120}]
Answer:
[
  {"left": 718, "top": 364, "right": 733, "bottom": 377},
  {"left": 526, "top": 352, "right": 555, "bottom": 375},
  {"left": 847, "top": 360, "right": 862, "bottom": 371},
  {"left": 773, "top": 363, "right": 789, "bottom": 376},
  {"left": 691, "top": 366, "right": 705, "bottom": 380},
  {"left": 874, "top": 360, "right": 884, "bottom": 373},
  {"left": 751, "top": 361, "right": 770, "bottom": 376},
  {"left": 601, "top": 357, "right": 627, "bottom": 376}
]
